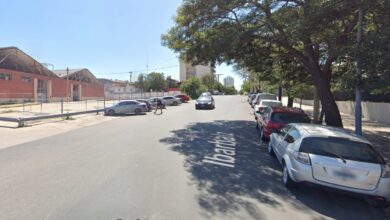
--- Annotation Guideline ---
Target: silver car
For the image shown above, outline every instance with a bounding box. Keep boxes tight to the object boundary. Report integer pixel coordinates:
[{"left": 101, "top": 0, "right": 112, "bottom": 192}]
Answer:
[
  {"left": 105, "top": 100, "right": 148, "bottom": 115},
  {"left": 251, "top": 93, "right": 277, "bottom": 107},
  {"left": 161, "top": 96, "right": 181, "bottom": 106},
  {"left": 268, "top": 123, "right": 390, "bottom": 206}
]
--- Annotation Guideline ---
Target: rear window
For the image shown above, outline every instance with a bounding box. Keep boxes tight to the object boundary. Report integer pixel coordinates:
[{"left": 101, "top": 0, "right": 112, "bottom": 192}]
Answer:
[
  {"left": 260, "top": 94, "right": 277, "bottom": 100},
  {"left": 299, "top": 137, "right": 385, "bottom": 164},
  {"left": 271, "top": 113, "right": 310, "bottom": 124},
  {"left": 262, "top": 101, "right": 282, "bottom": 107}
]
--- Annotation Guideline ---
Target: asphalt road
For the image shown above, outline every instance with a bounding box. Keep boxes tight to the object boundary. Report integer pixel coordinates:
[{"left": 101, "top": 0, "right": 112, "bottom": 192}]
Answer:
[{"left": 0, "top": 96, "right": 388, "bottom": 220}]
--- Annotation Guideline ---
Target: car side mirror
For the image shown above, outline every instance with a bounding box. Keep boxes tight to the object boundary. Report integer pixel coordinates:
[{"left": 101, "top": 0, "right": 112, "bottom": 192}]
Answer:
[{"left": 284, "top": 134, "right": 294, "bottom": 143}]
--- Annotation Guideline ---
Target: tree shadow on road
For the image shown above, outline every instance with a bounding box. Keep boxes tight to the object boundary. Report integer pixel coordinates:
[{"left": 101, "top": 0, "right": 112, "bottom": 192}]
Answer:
[{"left": 160, "top": 120, "right": 388, "bottom": 220}]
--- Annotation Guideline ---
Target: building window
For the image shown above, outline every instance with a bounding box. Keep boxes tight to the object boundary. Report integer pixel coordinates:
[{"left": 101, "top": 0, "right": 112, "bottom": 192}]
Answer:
[
  {"left": 21, "top": 76, "right": 32, "bottom": 83},
  {"left": 0, "top": 73, "right": 12, "bottom": 81}
]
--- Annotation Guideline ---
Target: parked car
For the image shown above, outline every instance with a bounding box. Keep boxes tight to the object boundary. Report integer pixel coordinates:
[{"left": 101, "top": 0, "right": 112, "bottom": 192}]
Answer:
[
  {"left": 200, "top": 92, "right": 212, "bottom": 97},
  {"left": 211, "top": 90, "right": 220, "bottom": 95},
  {"left": 149, "top": 97, "right": 166, "bottom": 109},
  {"left": 248, "top": 93, "right": 257, "bottom": 104},
  {"left": 105, "top": 100, "right": 148, "bottom": 115},
  {"left": 175, "top": 94, "right": 190, "bottom": 103},
  {"left": 268, "top": 123, "right": 390, "bottom": 207},
  {"left": 136, "top": 99, "right": 152, "bottom": 111},
  {"left": 251, "top": 93, "right": 277, "bottom": 108},
  {"left": 195, "top": 95, "right": 215, "bottom": 109},
  {"left": 256, "top": 107, "right": 310, "bottom": 141},
  {"left": 162, "top": 96, "right": 181, "bottom": 106},
  {"left": 254, "top": 99, "right": 283, "bottom": 113}
]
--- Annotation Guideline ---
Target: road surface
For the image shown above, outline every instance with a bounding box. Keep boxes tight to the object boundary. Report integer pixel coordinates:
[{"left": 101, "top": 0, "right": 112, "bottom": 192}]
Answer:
[{"left": 0, "top": 96, "right": 388, "bottom": 220}]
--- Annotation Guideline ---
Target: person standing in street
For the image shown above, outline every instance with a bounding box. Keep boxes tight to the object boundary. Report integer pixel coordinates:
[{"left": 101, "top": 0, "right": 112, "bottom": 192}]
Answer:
[{"left": 154, "top": 98, "right": 163, "bottom": 114}]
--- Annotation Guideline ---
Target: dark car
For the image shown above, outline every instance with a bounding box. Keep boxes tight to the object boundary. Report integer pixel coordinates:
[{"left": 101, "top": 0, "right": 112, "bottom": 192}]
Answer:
[
  {"left": 195, "top": 96, "right": 215, "bottom": 109},
  {"left": 175, "top": 94, "right": 190, "bottom": 103},
  {"left": 256, "top": 107, "right": 310, "bottom": 141},
  {"left": 136, "top": 99, "right": 152, "bottom": 111}
]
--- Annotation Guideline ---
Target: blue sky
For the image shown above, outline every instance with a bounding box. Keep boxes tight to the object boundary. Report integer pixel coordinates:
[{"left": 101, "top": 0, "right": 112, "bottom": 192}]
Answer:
[{"left": 0, "top": 0, "right": 242, "bottom": 89}]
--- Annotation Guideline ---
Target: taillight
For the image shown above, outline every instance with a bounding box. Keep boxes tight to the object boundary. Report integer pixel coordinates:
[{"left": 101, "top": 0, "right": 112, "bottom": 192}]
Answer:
[
  {"left": 381, "top": 164, "right": 390, "bottom": 178},
  {"left": 293, "top": 151, "right": 311, "bottom": 165}
]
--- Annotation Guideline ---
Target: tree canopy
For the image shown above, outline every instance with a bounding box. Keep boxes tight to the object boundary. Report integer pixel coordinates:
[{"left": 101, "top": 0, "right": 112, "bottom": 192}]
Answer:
[{"left": 162, "top": 0, "right": 390, "bottom": 127}]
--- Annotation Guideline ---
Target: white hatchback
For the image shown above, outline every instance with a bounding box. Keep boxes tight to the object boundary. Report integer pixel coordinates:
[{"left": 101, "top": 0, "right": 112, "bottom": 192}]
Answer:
[{"left": 268, "top": 123, "right": 390, "bottom": 207}]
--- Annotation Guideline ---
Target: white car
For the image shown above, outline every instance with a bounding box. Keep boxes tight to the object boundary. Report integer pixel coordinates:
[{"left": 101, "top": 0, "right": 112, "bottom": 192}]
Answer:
[
  {"left": 268, "top": 123, "right": 390, "bottom": 207},
  {"left": 161, "top": 96, "right": 181, "bottom": 106},
  {"left": 251, "top": 93, "right": 277, "bottom": 107},
  {"left": 254, "top": 99, "right": 283, "bottom": 113}
]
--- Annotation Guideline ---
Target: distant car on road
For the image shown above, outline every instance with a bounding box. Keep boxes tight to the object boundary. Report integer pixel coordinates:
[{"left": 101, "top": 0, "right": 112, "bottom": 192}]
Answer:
[
  {"left": 200, "top": 92, "right": 212, "bottom": 97},
  {"left": 268, "top": 123, "right": 390, "bottom": 207},
  {"left": 162, "top": 96, "right": 181, "bottom": 106},
  {"left": 175, "top": 94, "right": 190, "bottom": 103},
  {"left": 136, "top": 99, "right": 152, "bottom": 111},
  {"left": 211, "top": 90, "right": 220, "bottom": 95},
  {"left": 195, "top": 95, "right": 215, "bottom": 109},
  {"left": 256, "top": 107, "right": 310, "bottom": 141},
  {"left": 105, "top": 100, "right": 148, "bottom": 116}
]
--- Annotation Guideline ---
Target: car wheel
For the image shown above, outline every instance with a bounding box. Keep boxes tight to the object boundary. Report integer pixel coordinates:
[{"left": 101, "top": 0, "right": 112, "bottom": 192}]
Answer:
[
  {"left": 107, "top": 109, "right": 115, "bottom": 116},
  {"left": 282, "top": 162, "right": 295, "bottom": 188},
  {"left": 135, "top": 108, "right": 141, "bottom": 115},
  {"left": 268, "top": 142, "right": 275, "bottom": 156},
  {"left": 173, "top": 101, "right": 178, "bottom": 106}
]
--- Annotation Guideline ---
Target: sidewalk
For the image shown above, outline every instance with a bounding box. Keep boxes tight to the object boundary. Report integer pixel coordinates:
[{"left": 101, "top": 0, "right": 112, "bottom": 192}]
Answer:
[{"left": 293, "top": 101, "right": 390, "bottom": 161}]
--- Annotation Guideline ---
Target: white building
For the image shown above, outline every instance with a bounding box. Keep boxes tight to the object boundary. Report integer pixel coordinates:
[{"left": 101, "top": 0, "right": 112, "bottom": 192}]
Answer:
[
  {"left": 223, "top": 76, "right": 235, "bottom": 87},
  {"left": 179, "top": 60, "right": 214, "bottom": 81}
]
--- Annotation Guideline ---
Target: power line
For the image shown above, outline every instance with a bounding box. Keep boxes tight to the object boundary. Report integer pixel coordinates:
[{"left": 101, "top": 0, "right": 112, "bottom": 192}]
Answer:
[{"left": 98, "top": 65, "right": 179, "bottom": 75}]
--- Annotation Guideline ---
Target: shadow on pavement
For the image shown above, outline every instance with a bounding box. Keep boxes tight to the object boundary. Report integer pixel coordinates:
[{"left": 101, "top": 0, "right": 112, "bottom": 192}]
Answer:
[{"left": 160, "top": 120, "right": 388, "bottom": 220}]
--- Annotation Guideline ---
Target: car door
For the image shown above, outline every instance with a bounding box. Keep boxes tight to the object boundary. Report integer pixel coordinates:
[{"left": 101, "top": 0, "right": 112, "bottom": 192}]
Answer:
[
  {"left": 116, "top": 102, "right": 127, "bottom": 114},
  {"left": 279, "top": 128, "right": 301, "bottom": 156},
  {"left": 274, "top": 125, "right": 292, "bottom": 159}
]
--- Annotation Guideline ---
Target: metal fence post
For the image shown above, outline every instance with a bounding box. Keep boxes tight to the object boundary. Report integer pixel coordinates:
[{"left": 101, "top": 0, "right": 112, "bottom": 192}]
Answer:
[
  {"left": 104, "top": 97, "right": 106, "bottom": 109},
  {"left": 23, "top": 101, "right": 25, "bottom": 112},
  {"left": 61, "top": 97, "right": 64, "bottom": 114},
  {"left": 85, "top": 99, "right": 87, "bottom": 110}
]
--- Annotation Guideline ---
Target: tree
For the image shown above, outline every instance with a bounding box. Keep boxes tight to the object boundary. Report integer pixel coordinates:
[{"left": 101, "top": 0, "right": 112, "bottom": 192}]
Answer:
[
  {"left": 180, "top": 77, "right": 207, "bottom": 99},
  {"left": 240, "top": 81, "right": 250, "bottom": 93},
  {"left": 201, "top": 73, "right": 216, "bottom": 90},
  {"left": 134, "top": 74, "right": 148, "bottom": 92},
  {"left": 223, "top": 86, "right": 237, "bottom": 95},
  {"left": 145, "top": 72, "right": 167, "bottom": 92},
  {"left": 162, "top": 0, "right": 389, "bottom": 127}
]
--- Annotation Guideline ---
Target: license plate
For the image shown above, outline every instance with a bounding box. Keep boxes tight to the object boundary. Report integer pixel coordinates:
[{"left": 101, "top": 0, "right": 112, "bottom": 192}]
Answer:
[{"left": 333, "top": 170, "right": 356, "bottom": 179}]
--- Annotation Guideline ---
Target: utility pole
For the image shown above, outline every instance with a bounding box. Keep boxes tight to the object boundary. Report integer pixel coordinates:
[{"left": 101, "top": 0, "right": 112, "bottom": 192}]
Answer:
[
  {"left": 66, "top": 67, "right": 69, "bottom": 102},
  {"left": 355, "top": 1, "right": 364, "bottom": 136},
  {"left": 129, "top": 71, "right": 133, "bottom": 99}
]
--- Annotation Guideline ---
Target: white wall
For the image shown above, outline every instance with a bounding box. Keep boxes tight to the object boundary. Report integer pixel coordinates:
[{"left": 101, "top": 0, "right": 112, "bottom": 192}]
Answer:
[{"left": 295, "top": 98, "right": 390, "bottom": 125}]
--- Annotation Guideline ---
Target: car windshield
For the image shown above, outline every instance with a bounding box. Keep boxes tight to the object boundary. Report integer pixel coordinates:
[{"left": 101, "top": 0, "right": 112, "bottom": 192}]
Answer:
[
  {"left": 198, "top": 97, "right": 211, "bottom": 101},
  {"left": 259, "top": 94, "right": 277, "bottom": 100},
  {"left": 271, "top": 112, "right": 310, "bottom": 124},
  {"left": 300, "top": 137, "right": 385, "bottom": 164}
]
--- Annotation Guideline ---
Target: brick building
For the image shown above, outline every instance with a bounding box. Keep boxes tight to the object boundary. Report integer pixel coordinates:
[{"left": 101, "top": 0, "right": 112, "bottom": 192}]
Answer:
[{"left": 0, "top": 47, "right": 104, "bottom": 103}]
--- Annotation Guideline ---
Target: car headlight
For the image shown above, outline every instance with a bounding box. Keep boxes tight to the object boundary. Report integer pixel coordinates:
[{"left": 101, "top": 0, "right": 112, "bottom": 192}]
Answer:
[{"left": 208, "top": 102, "right": 212, "bottom": 104}]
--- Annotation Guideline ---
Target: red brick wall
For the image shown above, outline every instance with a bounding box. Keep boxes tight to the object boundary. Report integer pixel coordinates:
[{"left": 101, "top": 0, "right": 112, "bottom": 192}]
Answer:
[{"left": 0, "top": 68, "right": 104, "bottom": 101}]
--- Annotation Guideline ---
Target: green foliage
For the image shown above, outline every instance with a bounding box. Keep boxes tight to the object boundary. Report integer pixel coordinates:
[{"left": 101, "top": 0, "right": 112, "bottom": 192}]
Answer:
[
  {"left": 180, "top": 77, "right": 207, "bottom": 99},
  {"left": 201, "top": 74, "right": 216, "bottom": 90},
  {"left": 240, "top": 81, "right": 250, "bottom": 93},
  {"left": 223, "top": 86, "right": 237, "bottom": 95},
  {"left": 135, "top": 72, "right": 167, "bottom": 92}
]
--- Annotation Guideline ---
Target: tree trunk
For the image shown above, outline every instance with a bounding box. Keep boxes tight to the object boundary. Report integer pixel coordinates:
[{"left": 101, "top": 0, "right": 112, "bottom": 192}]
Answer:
[
  {"left": 311, "top": 69, "right": 343, "bottom": 127},
  {"left": 278, "top": 86, "right": 282, "bottom": 101},
  {"left": 313, "top": 87, "right": 320, "bottom": 123},
  {"left": 287, "top": 97, "right": 294, "bottom": 107}
]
